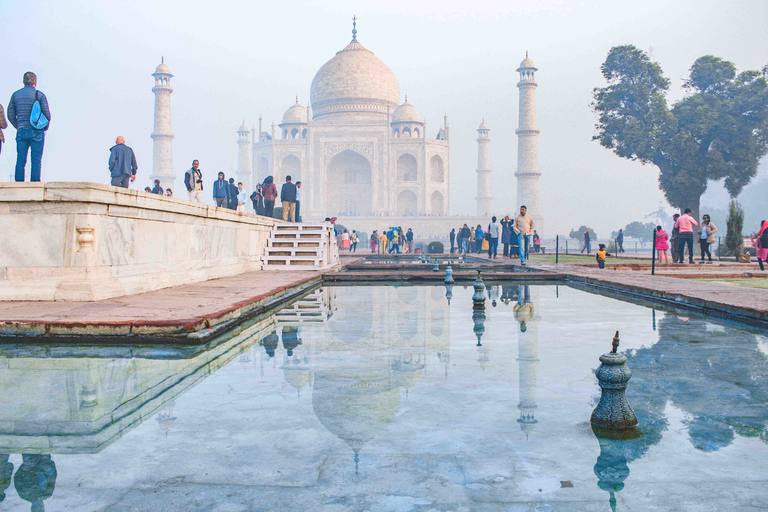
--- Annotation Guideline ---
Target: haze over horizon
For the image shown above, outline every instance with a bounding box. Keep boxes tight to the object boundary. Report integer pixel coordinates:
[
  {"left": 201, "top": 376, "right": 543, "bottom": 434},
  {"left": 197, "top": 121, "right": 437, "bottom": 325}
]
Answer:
[{"left": 2, "top": 0, "right": 766, "bottom": 237}]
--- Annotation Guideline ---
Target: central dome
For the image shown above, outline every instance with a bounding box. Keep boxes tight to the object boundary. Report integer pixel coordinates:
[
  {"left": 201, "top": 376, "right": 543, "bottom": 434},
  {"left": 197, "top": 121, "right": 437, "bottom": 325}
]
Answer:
[{"left": 310, "top": 39, "right": 400, "bottom": 121}]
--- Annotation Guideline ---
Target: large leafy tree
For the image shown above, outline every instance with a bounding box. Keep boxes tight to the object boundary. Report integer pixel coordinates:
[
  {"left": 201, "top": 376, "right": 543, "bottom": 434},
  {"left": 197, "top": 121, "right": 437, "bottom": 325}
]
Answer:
[{"left": 592, "top": 46, "right": 768, "bottom": 221}]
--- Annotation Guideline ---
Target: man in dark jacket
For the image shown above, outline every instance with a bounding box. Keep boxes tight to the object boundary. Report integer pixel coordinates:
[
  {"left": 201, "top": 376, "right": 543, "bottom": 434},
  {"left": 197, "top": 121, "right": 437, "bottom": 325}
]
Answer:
[
  {"left": 616, "top": 228, "right": 625, "bottom": 253},
  {"left": 108, "top": 136, "right": 137, "bottom": 188},
  {"left": 280, "top": 175, "right": 297, "bottom": 222},
  {"left": 460, "top": 224, "right": 471, "bottom": 253},
  {"left": 228, "top": 178, "right": 239, "bottom": 210},
  {"left": 7, "top": 72, "right": 51, "bottom": 182},
  {"left": 151, "top": 179, "right": 164, "bottom": 195},
  {"left": 213, "top": 172, "right": 230, "bottom": 207},
  {"left": 449, "top": 229, "right": 456, "bottom": 253}
]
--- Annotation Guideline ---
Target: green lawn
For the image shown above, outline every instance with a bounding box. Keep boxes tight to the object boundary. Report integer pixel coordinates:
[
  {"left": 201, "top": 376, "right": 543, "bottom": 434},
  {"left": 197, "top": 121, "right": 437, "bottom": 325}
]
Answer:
[{"left": 694, "top": 278, "right": 768, "bottom": 289}]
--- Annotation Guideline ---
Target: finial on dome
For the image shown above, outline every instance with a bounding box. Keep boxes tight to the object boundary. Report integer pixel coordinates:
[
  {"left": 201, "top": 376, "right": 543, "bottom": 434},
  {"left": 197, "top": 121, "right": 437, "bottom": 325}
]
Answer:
[
  {"left": 162, "top": 56, "right": 164, "bottom": 64},
  {"left": 352, "top": 15, "right": 357, "bottom": 40},
  {"left": 405, "top": 94, "right": 408, "bottom": 102},
  {"left": 295, "top": 95, "right": 299, "bottom": 103},
  {"left": 526, "top": 51, "right": 528, "bottom": 58}
]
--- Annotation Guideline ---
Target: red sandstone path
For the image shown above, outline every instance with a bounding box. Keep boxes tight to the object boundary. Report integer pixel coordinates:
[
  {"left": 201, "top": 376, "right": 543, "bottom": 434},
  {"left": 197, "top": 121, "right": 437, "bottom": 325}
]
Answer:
[
  {"left": 0, "top": 271, "right": 320, "bottom": 337},
  {"left": 0, "top": 256, "right": 766, "bottom": 338}
]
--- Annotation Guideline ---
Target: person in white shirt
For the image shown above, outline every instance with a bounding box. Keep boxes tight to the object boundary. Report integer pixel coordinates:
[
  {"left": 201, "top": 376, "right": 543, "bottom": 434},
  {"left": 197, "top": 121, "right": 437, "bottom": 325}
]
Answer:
[
  {"left": 488, "top": 216, "right": 502, "bottom": 259},
  {"left": 237, "top": 182, "right": 247, "bottom": 213},
  {"left": 513, "top": 205, "right": 535, "bottom": 265}
]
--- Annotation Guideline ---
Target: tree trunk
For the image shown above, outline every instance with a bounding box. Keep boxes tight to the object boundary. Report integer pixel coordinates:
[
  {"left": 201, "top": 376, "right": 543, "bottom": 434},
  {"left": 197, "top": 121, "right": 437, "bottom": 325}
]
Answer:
[{"left": 691, "top": 196, "right": 701, "bottom": 227}]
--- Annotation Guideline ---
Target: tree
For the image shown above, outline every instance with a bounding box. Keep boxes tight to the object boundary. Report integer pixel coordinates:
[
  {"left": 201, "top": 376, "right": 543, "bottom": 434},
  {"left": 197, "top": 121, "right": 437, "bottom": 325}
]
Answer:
[
  {"left": 569, "top": 225, "right": 597, "bottom": 241},
  {"left": 622, "top": 221, "right": 657, "bottom": 248},
  {"left": 725, "top": 200, "right": 744, "bottom": 257},
  {"left": 592, "top": 47, "right": 768, "bottom": 222}
]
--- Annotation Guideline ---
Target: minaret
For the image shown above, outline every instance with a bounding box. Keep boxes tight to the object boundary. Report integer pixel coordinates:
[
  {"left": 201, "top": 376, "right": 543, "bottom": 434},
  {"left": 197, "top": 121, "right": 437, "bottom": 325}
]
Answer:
[
  {"left": 515, "top": 285, "right": 539, "bottom": 439},
  {"left": 237, "top": 121, "right": 251, "bottom": 205},
  {"left": 476, "top": 120, "right": 492, "bottom": 216},
  {"left": 515, "top": 53, "right": 542, "bottom": 231},
  {"left": 150, "top": 58, "right": 175, "bottom": 190}
]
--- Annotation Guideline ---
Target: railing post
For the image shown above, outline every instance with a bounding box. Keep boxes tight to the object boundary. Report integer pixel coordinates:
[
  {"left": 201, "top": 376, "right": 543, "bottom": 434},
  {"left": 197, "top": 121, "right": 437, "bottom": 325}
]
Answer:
[
  {"left": 566, "top": 240, "right": 568, "bottom": 255},
  {"left": 718, "top": 236, "right": 721, "bottom": 261},
  {"left": 651, "top": 230, "right": 657, "bottom": 275},
  {"left": 556, "top": 235, "right": 559, "bottom": 264}
]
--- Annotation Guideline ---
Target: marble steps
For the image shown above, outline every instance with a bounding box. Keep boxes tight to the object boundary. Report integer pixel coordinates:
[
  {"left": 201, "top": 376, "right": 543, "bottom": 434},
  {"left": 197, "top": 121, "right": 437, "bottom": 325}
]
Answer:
[{"left": 262, "top": 223, "right": 338, "bottom": 270}]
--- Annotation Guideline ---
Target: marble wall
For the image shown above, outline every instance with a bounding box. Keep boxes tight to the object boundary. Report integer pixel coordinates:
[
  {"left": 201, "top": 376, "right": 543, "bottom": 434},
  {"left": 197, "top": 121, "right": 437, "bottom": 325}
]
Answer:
[{"left": 0, "top": 182, "right": 277, "bottom": 301}]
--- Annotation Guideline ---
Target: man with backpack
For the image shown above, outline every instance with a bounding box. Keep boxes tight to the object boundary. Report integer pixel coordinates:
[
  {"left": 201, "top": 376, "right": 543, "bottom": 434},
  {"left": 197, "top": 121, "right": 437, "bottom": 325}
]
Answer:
[{"left": 7, "top": 72, "right": 51, "bottom": 182}]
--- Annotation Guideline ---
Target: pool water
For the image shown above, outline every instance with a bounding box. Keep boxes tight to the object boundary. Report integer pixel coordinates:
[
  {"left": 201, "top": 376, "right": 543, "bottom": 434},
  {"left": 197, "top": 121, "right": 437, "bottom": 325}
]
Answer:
[{"left": 0, "top": 283, "right": 766, "bottom": 511}]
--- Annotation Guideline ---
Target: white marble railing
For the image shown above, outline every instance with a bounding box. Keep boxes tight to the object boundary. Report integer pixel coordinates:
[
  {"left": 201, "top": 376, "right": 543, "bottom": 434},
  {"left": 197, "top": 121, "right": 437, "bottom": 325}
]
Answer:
[{"left": 0, "top": 182, "right": 278, "bottom": 301}]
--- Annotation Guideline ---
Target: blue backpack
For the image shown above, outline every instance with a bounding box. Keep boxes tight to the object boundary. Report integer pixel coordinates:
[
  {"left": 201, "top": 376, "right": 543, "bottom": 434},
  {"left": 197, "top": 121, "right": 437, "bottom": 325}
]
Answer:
[{"left": 30, "top": 91, "right": 49, "bottom": 130}]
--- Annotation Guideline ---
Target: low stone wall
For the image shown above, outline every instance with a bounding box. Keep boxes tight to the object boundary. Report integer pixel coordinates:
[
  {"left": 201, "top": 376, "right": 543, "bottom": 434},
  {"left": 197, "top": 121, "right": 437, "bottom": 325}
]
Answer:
[{"left": 0, "top": 182, "right": 277, "bottom": 301}]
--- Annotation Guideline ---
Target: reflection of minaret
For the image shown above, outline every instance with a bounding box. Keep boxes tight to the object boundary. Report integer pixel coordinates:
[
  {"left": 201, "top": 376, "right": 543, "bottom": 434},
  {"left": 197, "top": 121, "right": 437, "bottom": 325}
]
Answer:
[
  {"left": 515, "top": 285, "right": 539, "bottom": 438},
  {"left": 156, "top": 401, "right": 177, "bottom": 437}
]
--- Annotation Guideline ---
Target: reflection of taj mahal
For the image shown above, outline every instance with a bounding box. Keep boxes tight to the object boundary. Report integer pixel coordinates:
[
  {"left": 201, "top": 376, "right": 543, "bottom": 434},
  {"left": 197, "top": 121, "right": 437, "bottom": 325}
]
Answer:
[{"left": 242, "top": 21, "right": 451, "bottom": 225}]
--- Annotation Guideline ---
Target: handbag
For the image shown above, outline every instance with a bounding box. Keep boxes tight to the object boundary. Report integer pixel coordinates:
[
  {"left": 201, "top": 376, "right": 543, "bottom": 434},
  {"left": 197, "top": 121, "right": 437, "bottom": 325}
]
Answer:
[{"left": 30, "top": 91, "right": 49, "bottom": 130}]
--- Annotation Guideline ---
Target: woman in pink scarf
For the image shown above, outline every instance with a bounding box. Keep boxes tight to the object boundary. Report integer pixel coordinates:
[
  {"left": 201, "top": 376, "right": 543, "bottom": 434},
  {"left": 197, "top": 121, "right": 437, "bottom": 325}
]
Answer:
[
  {"left": 751, "top": 220, "right": 768, "bottom": 271},
  {"left": 655, "top": 225, "right": 669, "bottom": 263}
]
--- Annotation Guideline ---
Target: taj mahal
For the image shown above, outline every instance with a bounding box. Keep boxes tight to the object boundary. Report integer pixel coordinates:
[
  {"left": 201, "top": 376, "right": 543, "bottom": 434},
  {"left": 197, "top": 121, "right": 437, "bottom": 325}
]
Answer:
[{"left": 151, "top": 19, "right": 542, "bottom": 238}]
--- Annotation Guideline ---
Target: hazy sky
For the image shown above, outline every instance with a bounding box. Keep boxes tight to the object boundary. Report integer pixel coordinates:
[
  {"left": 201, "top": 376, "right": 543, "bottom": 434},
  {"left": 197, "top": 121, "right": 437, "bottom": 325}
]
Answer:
[{"left": 2, "top": 0, "right": 766, "bottom": 237}]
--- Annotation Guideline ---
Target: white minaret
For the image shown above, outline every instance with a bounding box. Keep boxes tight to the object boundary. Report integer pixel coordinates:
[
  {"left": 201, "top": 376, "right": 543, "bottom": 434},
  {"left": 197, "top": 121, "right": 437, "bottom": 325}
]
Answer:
[
  {"left": 476, "top": 120, "right": 492, "bottom": 216},
  {"left": 515, "top": 53, "right": 542, "bottom": 232},
  {"left": 237, "top": 121, "right": 251, "bottom": 208},
  {"left": 515, "top": 285, "right": 539, "bottom": 439},
  {"left": 150, "top": 58, "right": 175, "bottom": 190}
]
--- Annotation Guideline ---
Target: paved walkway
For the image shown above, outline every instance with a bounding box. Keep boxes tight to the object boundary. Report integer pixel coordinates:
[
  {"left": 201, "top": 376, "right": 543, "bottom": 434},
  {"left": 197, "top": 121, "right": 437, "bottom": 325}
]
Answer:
[
  {"left": 526, "top": 260, "right": 768, "bottom": 326},
  {"left": 0, "top": 271, "right": 321, "bottom": 338}
]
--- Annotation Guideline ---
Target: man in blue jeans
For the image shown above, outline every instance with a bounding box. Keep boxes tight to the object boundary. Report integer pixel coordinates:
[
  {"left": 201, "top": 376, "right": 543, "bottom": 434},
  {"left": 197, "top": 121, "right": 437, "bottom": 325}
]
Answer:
[
  {"left": 513, "top": 205, "right": 535, "bottom": 266},
  {"left": 7, "top": 72, "right": 51, "bottom": 182}
]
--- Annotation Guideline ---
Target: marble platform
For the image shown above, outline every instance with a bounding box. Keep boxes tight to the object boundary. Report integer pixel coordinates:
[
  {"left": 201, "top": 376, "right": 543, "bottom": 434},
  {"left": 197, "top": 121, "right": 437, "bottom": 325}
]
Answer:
[{"left": 0, "top": 182, "right": 277, "bottom": 301}]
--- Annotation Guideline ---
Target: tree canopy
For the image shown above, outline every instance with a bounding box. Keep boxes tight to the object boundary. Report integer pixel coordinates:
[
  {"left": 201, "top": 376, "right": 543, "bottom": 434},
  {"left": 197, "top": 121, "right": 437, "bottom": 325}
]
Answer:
[
  {"left": 569, "top": 225, "right": 597, "bottom": 241},
  {"left": 592, "top": 46, "right": 768, "bottom": 221}
]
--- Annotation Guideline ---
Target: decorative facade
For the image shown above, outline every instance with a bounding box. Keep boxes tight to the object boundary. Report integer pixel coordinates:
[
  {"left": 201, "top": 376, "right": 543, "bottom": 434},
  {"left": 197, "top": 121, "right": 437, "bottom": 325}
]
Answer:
[
  {"left": 150, "top": 58, "right": 175, "bottom": 190},
  {"left": 247, "top": 24, "right": 450, "bottom": 223},
  {"left": 515, "top": 53, "right": 543, "bottom": 231}
]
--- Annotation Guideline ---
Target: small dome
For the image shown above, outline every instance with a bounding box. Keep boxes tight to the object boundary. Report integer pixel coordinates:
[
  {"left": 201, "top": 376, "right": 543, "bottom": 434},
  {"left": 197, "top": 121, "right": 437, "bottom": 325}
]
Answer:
[
  {"left": 478, "top": 120, "right": 489, "bottom": 131},
  {"left": 238, "top": 122, "right": 249, "bottom": 132},
  {"left": 282, "top": 101, "right": 308, "bottom": 125},
  {"left": 154, "top": 60, "right": 171, "bottom": 75},
  {"left": 392, "top": 101, "right": 421, "bottom": 124},
  {"left": 518, "top": 54, "right": 536, "bottom": 70}
]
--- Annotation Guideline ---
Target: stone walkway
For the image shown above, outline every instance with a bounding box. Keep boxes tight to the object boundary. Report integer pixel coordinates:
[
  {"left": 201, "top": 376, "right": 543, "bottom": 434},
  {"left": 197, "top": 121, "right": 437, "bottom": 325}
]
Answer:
[
  {"left": 0, "top": 271, "right": 321, "bottom": 338},
  {"left": 526, "top": 260, "right": 768, "bottom": 326}
]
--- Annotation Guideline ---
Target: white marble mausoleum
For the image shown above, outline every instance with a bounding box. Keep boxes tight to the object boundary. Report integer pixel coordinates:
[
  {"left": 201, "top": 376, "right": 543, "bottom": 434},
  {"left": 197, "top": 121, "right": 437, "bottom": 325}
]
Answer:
[{"left": 241, "top": 23, "right": 451, "bottom": 223}]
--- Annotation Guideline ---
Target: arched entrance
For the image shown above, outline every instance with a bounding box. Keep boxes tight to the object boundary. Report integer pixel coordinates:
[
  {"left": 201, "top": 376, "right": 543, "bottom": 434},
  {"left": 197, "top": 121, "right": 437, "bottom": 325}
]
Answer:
[
  {"left": 326, "top": 150, "right": 373, "bottom": 216},
  {"left": 430, "top": 155, "right": 444, "bottom": 182},
  {"left": 397, "top": 154, "right": 417, "bottom": 182},
  {"left": 397, "top": 190, "right": 418, "bottom": 216},
  {"left": 280, "top": 154, "right": 301, "bottom": 182},
  {"left": 430, "top": 191, "right": 444, "bottom": 214}
]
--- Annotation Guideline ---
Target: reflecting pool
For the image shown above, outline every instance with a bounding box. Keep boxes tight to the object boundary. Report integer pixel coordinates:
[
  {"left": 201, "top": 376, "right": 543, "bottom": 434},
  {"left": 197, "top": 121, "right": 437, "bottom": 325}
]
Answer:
[{"left": 0, "top": 284, "right": 767, "bottom": 511}]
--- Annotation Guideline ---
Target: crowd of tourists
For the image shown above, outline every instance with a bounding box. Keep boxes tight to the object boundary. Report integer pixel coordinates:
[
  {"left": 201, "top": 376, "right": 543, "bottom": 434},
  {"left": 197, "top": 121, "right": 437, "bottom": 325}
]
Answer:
[
  {"left": 369, "top": 227, "right": 415, "bottom": 254},
  {"left": 448, "top": 206, "right": 538, "bottom": 265},
  {"left": 651, "top": 210, "right": 767, "bottom": 271}
]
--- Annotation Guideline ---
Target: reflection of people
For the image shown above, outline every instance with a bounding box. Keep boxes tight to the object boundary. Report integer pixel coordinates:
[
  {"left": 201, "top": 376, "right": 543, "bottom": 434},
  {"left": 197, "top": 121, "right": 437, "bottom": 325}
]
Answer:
[
  {"left": 282, "top": 326, "right": 301, "bottom": 356},
  {"left": 513, "top": 285, "right": 533, "bottom": 331},
  {"left": 262, "top": 330, "right": 279, "bottom": 358},
  {"left": 0, "top": 454, "right": 13, "bottom": 503},
  {"left": 14, "top": 454, "right": 57, "bottom": 512}
]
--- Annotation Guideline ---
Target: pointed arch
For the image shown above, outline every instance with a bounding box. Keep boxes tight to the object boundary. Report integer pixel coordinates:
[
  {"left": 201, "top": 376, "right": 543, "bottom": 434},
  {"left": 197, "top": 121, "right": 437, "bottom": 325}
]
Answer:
[{"left": 397, "top": 154, "right": 418, "bottom": 182}]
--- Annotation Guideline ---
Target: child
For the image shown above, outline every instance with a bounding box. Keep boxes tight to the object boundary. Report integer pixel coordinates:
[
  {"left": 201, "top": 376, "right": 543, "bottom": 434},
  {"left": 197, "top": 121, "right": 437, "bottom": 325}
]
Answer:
[{"left": 595, "top": 244, "right": 611, "bottom": 269}]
